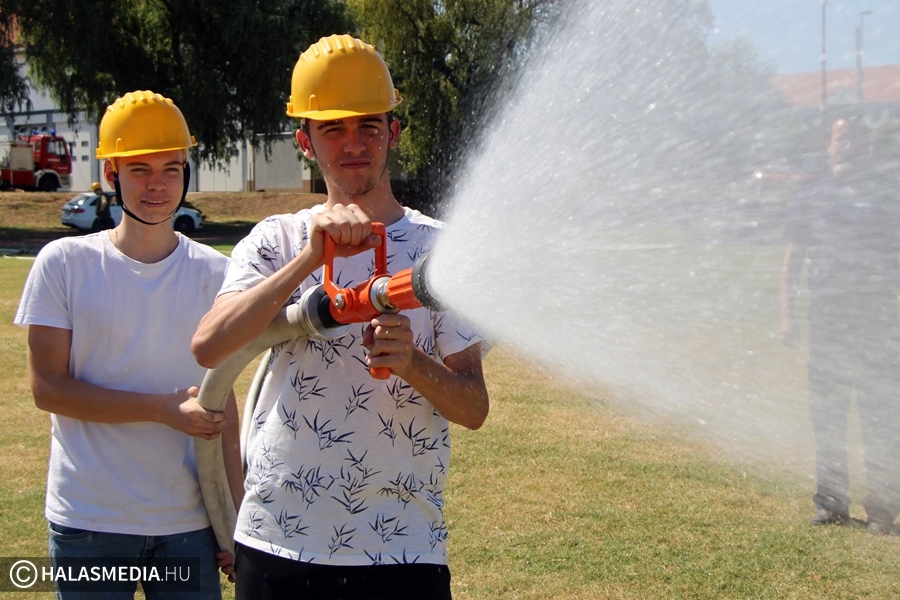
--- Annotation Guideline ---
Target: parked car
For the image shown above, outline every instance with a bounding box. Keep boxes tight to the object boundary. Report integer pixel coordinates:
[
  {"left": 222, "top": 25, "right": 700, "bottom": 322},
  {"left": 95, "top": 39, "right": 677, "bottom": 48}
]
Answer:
[{"left": 61, "top": 191, "right": 204, "bottom": 233}]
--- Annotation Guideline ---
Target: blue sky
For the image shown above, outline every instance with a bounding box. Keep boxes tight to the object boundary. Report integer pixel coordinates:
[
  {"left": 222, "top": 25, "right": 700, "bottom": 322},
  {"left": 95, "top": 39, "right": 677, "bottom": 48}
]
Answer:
[{"left": 707, "top": 0, "right": 900, "bottom": 74}]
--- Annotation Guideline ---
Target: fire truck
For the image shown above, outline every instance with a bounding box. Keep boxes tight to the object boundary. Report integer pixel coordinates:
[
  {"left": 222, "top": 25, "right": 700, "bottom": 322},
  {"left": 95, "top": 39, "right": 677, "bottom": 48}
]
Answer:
[{"left": 0, "top": 132, "right": 72, "bottom": 191}]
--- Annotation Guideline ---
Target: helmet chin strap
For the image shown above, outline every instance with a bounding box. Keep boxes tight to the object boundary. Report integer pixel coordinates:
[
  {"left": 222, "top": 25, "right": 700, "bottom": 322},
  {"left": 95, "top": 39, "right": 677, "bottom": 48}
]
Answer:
[{"left": 112, "top": 163, "right": 192, "bottom": 226}]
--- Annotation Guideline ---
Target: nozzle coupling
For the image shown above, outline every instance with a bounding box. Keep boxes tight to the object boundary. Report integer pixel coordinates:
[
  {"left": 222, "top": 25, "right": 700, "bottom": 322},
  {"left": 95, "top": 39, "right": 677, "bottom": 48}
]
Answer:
[{"left": 297, "top": 285, "right": 353, "bottom": 341}]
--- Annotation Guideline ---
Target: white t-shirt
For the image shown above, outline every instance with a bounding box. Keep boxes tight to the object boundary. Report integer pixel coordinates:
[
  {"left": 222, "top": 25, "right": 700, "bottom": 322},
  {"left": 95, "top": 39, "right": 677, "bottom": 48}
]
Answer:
[
  {"left": 222, "top": 206, "right": 481, "bottom": 565},
  {"left": 15, "top": 232, "right": 229, "bottom": 536}
]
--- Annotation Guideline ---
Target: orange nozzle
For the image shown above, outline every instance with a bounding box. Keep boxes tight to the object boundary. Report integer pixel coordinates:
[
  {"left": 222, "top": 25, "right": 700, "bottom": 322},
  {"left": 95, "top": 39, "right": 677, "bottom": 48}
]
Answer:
[
  {"left": 371, "top": 267, "right": 419, "bottom": 312},
  {"left": 320, "top": 223, "right": 425, "bottom": 379}
]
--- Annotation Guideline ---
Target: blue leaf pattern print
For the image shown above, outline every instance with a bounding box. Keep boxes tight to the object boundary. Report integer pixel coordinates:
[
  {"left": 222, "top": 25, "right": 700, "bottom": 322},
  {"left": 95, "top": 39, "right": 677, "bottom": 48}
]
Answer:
[{"left": 226, "top": 208, "right": 483, "bottom": 566}]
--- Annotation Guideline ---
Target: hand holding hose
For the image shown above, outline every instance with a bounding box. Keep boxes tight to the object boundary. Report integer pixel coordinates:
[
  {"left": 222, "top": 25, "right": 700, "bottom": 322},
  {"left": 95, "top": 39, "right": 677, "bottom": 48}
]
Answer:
[{"left": 162, "top": 386, "right": 227, "bottom": 440}]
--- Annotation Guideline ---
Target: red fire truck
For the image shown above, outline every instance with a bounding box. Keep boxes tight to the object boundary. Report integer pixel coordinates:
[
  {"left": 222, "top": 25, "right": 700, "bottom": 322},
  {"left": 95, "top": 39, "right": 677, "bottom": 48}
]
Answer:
[{"left": 0, "top": 132, "right": 72, "bottom": 191}]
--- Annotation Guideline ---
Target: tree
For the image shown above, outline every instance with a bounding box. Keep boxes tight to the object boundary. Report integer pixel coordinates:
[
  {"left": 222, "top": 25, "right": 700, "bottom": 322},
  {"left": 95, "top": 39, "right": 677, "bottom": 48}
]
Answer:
[
  {"left": 345, "top": 0, "right": 560, "bottom": 212},
  {"left": 11, "top": 0, "right": 350, "bottom": 164},
  {"left": 0, "top": 1, "right": 30, "bottom": 115},
  {"left": 703, "top": 38, "right": 797, "bottom": 179}
]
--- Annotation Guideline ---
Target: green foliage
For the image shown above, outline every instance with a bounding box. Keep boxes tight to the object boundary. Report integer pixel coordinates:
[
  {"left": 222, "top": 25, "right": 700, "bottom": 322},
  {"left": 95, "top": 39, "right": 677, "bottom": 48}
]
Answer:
[
  {"left": 705, "top": 37, "right": 798, "bottom": 177},
  {"left": 0, "top": 0, "right": 30, "bottom": 113},
  {"left": 11, "top": 0, "right": 351, "bottom": 164},
  {"left": 345, "top": 0, "right": 560, "bottom": 210}
]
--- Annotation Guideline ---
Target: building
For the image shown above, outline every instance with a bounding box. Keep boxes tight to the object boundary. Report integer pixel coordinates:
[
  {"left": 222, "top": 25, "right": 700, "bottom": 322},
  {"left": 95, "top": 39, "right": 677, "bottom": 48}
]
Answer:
[
  {"left": 2, "top": 47, "right": 311, "bottom": 193},
  {"left": 772, "top": 64, "right": 900, "bottom": 128}
]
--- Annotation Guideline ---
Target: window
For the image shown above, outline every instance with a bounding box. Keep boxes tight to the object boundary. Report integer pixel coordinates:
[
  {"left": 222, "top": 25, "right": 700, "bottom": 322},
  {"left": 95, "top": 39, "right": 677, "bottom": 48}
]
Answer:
[{"left": 45, "top": 140, "right": 65, "bottom": 156}]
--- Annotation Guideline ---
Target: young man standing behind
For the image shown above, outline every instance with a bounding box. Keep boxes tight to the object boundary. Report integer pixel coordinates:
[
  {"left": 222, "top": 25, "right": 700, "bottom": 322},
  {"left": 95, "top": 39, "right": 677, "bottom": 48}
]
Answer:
[{"left": 16, "top": 90, "right": 241, "bottom": 598}]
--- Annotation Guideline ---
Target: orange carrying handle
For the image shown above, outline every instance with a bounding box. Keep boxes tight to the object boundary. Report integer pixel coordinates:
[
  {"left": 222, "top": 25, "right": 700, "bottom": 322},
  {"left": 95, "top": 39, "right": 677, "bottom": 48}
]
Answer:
[
  {"left": 321, "top": 223, "right": 416, "bottom": 379},
  {"left": 322, "top": 223, "right": 388, "bottom": 309}
]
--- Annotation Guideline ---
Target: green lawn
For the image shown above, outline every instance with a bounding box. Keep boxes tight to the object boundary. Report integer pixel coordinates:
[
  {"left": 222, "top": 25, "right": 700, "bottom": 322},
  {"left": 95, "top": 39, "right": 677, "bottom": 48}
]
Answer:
[{"left": 2, "top": 246, "right": 899, "bottom": 599}]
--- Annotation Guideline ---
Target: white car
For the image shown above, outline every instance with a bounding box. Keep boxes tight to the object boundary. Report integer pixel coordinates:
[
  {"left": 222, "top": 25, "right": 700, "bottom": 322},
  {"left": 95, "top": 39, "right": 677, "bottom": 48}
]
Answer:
[{"left": 61, "top": 191, "right": 204, "bottom": 234}]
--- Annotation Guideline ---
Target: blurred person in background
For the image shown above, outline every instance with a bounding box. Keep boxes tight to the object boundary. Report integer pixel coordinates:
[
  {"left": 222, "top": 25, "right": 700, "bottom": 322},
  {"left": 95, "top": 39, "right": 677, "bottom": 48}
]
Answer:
[
  {"left": 92, "top": 180, "right": 115, "bottom": 231},
  {"left": 780, "top": 114, "right": 900, "bottom": 535}
]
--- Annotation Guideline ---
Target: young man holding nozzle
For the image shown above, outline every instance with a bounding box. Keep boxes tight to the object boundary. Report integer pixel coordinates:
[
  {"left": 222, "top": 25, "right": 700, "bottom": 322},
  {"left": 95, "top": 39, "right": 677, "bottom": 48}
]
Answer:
[
  {"left": 192, "top": 34, "right": 489, "bottom": 599},
  {"left": 15, "top": 90, "right": 242, "bottom": 598}
]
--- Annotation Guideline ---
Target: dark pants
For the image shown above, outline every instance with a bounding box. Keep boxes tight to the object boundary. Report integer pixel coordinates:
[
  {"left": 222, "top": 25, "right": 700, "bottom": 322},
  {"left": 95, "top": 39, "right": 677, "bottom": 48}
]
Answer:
[
  {"left": 808, "top": 314, "right": 900, "bottom": 525},
  {"left": 234, "top": 543, "right": 452, "bottom": 600}
]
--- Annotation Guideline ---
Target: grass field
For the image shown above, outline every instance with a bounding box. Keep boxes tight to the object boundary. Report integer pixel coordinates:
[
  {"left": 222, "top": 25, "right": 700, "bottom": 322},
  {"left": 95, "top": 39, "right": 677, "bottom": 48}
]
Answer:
[{"left": 1, "top": 192, "right": 899, "bottom": 598}]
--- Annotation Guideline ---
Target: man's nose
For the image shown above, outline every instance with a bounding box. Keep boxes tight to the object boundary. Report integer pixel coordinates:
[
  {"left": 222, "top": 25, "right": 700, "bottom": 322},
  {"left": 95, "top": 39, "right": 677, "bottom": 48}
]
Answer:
[
  {"left": 147, "top": 169, "right": 168, "bottom": 189},
  {"left": 343, "top": 129, "right": 366, "bottom": 154}
]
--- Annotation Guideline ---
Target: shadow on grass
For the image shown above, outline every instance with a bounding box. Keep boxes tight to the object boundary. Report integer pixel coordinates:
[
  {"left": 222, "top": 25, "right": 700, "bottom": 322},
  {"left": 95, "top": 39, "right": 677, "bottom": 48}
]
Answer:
[{"left": 0, "top": 221, "right": 257, "bottom": 256}]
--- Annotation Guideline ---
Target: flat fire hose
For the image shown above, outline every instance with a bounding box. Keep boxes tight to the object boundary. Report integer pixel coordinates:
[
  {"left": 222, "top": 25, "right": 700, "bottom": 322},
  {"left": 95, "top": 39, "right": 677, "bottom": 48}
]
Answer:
[
  {"left": 240, "top": 349, "right": 271, "bottom": 470},
  {"left": 194, "top": 304, "right": 306, "bottom": 555}
]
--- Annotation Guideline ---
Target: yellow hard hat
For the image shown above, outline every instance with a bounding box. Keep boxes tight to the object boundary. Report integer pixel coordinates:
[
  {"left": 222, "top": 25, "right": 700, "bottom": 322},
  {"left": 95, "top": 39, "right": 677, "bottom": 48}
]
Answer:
[
  {"left": 96, "top": 90, "right": 197, "bottom": 160},
  {"left": 286, "top": 34, "right": 402, "bottom": 120}
]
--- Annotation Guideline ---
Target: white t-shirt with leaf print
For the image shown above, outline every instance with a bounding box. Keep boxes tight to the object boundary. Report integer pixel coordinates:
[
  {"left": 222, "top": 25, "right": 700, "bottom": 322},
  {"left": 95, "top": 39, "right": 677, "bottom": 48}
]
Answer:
[{"left": 221, "top": 206, "right": 482, "bottom": 566}]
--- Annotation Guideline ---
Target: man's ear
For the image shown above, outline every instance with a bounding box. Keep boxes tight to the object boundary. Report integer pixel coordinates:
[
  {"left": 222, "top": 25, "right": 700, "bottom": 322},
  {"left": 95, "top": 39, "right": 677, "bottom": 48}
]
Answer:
[
  {"left": 296, "top": 129, "right": 315, "bottom": 159},
  {"left": 388, "top": 119, "right": 401, "bottom": 150},
  {"left": 102, "top": 160, "right": 116, "bottom": 186}
]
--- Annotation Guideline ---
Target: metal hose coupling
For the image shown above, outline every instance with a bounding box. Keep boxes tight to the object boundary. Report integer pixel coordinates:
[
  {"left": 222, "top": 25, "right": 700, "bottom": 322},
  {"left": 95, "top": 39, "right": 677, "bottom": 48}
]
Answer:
[{"left": 297, "top": 284, "right": 353, "bottom": 341}]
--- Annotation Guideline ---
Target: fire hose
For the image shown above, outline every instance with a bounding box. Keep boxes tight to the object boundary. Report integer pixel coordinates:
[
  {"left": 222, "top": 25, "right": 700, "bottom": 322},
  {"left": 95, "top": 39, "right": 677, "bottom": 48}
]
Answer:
[{"left": 194, "top": 224, "right": 440, "bottom": 554}]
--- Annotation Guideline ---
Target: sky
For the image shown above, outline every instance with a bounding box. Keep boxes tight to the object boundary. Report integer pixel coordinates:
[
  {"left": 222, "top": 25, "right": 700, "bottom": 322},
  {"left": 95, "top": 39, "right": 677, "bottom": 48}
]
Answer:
[{"left": 707, "top": 0, "right": 900, "bottom": 74}]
